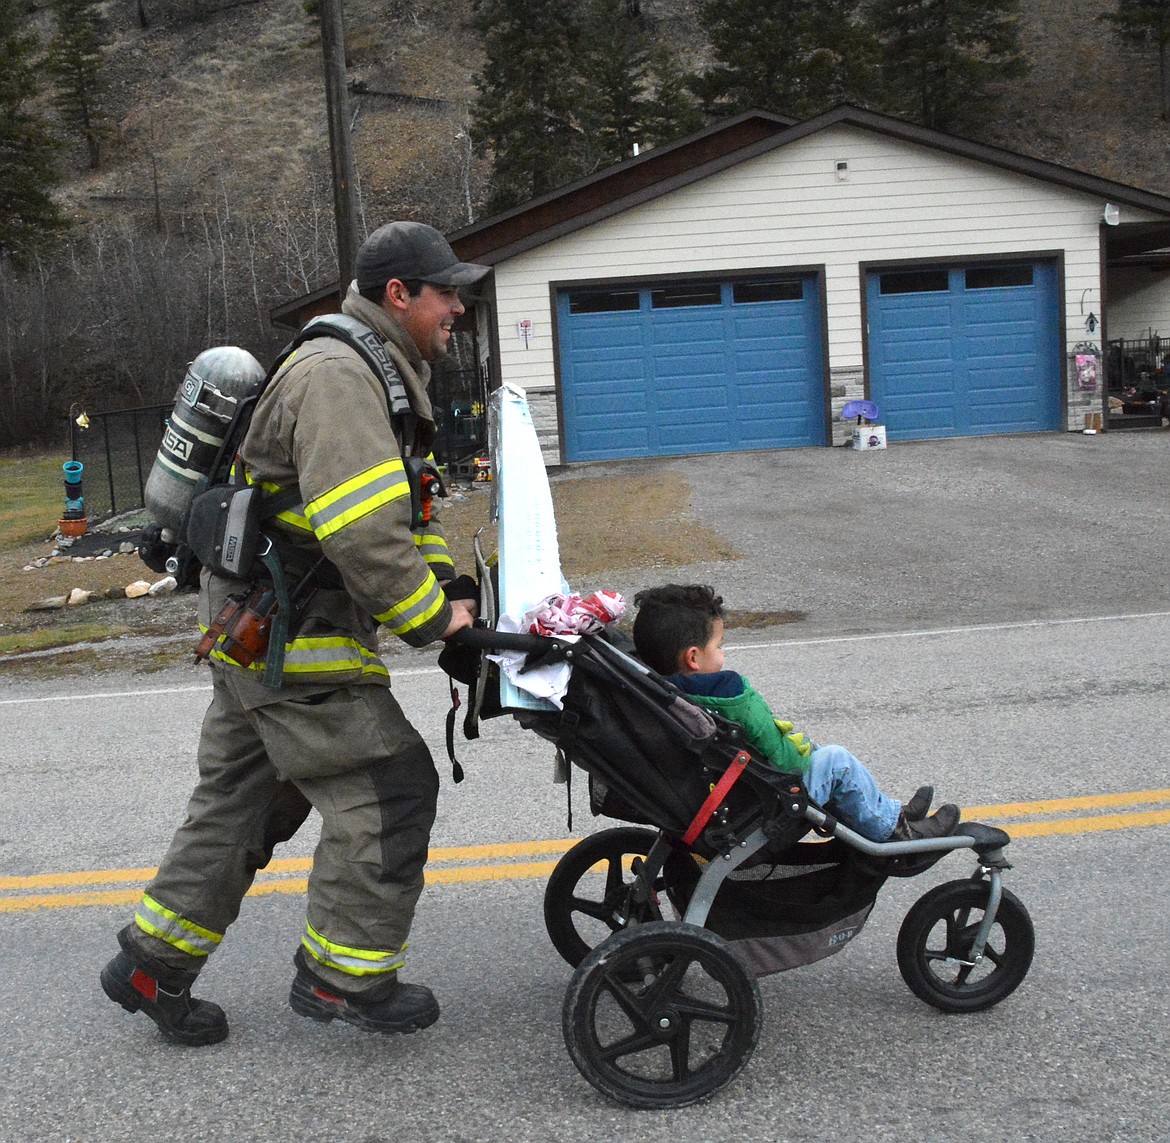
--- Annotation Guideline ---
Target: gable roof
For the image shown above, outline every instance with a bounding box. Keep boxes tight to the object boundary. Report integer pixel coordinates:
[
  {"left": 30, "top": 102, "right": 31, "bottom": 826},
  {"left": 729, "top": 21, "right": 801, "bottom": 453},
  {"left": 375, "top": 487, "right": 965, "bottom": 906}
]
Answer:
[
  {"left": 449, "top": 104, "right": 1170, "bottom": 266},
  {"left": 274, "top": 104, "right": 1170, "bottom": 329}
]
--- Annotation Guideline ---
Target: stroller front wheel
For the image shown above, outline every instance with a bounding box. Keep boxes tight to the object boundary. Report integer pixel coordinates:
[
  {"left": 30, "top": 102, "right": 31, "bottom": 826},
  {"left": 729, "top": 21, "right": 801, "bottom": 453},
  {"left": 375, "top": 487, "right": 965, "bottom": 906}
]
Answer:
[
  {"left": 544, "top": 827, "right": 663, "bottom": 967},
  {"left": 562, "top": 921, "right": 762, "bottom": 1109},
  {"left": 897, "top": 878, "right": 1035, "bottom": 1013}
]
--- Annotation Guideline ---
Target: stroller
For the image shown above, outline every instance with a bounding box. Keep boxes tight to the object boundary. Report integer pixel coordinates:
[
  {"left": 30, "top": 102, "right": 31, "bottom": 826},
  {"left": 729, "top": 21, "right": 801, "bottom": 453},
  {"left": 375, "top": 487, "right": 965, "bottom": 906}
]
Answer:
[{"left": 449, "top": 566, "right": 1034, "bottom": 1109}]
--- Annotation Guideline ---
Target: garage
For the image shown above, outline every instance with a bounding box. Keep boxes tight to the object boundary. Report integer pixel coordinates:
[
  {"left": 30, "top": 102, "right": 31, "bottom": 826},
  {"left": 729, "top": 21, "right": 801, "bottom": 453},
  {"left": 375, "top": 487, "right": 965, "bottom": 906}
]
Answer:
[
  {"left": 865, "top": 260, "right": 1063, "bottom": 440},
  {"left": 556, "top": 274, "right": 827, "bottom": 461}
]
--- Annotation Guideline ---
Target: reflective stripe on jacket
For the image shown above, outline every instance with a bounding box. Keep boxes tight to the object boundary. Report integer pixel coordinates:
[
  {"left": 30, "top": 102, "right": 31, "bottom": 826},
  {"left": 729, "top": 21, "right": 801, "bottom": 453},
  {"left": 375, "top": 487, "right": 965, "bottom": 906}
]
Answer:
[{"left": 198, "top": 288, "right": 455, "bottom": 688}]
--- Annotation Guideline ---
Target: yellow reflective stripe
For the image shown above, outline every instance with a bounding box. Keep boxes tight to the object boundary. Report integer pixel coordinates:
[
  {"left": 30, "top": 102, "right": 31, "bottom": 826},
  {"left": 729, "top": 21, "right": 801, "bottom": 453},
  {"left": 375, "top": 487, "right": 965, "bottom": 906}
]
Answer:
[
  {"left": 374, "top": 572, "right": 446, "bottom": 635},
  {"left": 274, "top": 508, "right": 313, "bottom": 532},
  {"left": 241, "top": 470, "right": 312, "bottom": 531},
  {"left": 415, "top": 533, "right": 454, "bottom": 569},
  {"left": 305, "top": 460, "right": 409, "bottom": 540},
  {"left": 134, "top": 894, "right": 222, "bottom": 958},
  {"left": 302, "top": 923, "right": 405, "bottom": 977},
  {"left": 199, "top": 628, "right": 390, "bottom": 678}
]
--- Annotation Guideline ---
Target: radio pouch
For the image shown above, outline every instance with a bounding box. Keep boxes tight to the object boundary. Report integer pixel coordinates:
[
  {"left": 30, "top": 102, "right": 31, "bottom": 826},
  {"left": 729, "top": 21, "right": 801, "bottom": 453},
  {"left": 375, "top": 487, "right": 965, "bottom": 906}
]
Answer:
[
  {"left": 186, "top": 480, "right": 300, "bottom": 689},
  {"left": 187, "top": 483, "right": 264, "bottom": 580}
]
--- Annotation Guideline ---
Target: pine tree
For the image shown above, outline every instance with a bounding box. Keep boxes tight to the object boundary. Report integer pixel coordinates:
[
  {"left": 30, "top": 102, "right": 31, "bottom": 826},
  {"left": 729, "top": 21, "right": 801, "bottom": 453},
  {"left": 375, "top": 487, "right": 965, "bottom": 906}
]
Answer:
[
  {"left": 692, "top": 0, "right": 881, "bottom": 119},
  {"left": 1100, "top": 0, "right": 1170, "bottom": 120},
  {"left": 0, "top": 0, "right": 62, "bottom": 258},
  {"left": 470, "top": 0, "right": 707, "bottom": 213},
  {"left": 577, "top": 0, "right": 653, "bottom": 167},
  {"left": 47, "top": 0, "right": 108, "bottom": 170},
  {"left": 643, "top": 44, "right": 706, "bottom": 147},
  {"left": 871, "top": 0, "right": 1029, "bottom": 134},
  {"left": 470, "top": 0, "right": 590, "bottom": 214}
]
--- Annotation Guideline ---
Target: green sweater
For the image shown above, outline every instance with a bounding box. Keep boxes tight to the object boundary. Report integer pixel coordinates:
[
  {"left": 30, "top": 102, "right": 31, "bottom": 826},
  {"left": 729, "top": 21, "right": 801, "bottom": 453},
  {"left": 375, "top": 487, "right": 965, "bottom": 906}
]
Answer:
[{"left": 669, "top": 670, "right": 811, "bottom": 775}]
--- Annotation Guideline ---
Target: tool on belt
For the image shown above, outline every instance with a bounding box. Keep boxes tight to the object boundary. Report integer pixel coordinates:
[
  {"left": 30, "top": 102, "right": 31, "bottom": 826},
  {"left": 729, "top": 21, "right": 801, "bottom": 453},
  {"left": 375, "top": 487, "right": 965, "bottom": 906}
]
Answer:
[{"left": 193, "top": 541, "right": 326, "bottom": 686}]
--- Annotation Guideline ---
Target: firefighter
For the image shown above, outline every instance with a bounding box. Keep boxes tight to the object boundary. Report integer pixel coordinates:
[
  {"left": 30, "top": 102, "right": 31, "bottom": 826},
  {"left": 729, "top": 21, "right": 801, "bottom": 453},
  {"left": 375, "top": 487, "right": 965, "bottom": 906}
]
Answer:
[{"left": 100, "top": 222, "right": 488, "bottom": 1043}]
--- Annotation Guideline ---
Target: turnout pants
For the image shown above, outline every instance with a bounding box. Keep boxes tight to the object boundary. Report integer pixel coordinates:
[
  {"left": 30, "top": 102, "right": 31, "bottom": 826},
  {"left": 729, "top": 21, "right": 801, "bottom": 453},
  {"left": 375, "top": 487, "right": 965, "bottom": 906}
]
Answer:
[{"left": 126, "top": 664, "right": 439, "bottom": 994}]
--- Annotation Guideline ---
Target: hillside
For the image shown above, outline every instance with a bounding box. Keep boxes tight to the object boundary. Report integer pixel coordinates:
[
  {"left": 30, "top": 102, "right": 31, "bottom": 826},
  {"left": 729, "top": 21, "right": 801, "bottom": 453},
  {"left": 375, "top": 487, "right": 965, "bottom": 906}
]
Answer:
[{"left": 29, "top": 0, "right": 1170, "bottom": 273}]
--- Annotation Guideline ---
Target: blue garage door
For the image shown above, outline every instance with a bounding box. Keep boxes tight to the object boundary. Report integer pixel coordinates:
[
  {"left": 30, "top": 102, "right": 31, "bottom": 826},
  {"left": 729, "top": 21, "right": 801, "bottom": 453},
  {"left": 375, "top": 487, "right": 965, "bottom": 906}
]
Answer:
[
  {"left": 557, "top": 276, "right": 827, "bottom": 461},
  {"left": 866, "top": 262, "right": 1062, "bottom": 440}
]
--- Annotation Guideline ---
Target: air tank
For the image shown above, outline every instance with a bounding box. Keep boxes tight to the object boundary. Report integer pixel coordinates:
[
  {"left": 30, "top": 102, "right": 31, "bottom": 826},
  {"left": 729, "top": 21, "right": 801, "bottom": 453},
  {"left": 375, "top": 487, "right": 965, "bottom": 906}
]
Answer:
[{"left": 144, "top": 346, "right": 265, "bottom": 541}]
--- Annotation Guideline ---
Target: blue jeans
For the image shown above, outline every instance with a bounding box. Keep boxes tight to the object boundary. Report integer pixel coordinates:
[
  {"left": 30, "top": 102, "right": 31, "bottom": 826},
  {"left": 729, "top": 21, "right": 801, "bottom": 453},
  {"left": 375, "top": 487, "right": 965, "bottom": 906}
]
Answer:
[{"left": 802, "top": 744, "right": 901, "bottom": 841}]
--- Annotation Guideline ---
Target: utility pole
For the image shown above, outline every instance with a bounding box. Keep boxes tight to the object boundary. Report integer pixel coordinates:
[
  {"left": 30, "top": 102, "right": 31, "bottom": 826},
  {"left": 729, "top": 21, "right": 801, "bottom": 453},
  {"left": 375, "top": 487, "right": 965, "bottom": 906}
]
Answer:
[{"left": 318, "top": 0, "right": 359, "bottom": 296}]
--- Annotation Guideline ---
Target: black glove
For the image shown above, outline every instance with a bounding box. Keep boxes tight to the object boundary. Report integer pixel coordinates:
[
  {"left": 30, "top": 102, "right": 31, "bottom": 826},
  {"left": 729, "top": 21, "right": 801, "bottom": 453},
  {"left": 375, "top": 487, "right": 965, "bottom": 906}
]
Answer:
[
  {"left": 137, "top": 523, "right": 175, "bottom": 574},
  {"left": 441, "top": 574, "right": 479, "bottom": 602}
]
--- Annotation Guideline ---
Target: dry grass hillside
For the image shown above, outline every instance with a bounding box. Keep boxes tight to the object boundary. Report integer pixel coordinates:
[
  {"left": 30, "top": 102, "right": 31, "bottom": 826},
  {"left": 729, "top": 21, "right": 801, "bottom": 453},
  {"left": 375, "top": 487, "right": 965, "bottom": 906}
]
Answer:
[
  {"left": 34, "top": 0, "right": 1170, "bottom": 247},
  {"left": 47, "top": 0, "right": 486, "bottom": 231}
]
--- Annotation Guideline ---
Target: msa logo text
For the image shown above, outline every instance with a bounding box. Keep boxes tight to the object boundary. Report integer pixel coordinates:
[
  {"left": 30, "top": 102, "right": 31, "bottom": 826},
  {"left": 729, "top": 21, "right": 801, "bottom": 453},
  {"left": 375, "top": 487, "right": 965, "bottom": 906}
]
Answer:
[
  {"left": 224, "top": 535, "right": 238, "bottom": 563},
  {"left": 163, "top": 427, "right": 190, "bottom": 459},
  {"left": 827, "top": 927, "right": 856, "bottom": 948}
]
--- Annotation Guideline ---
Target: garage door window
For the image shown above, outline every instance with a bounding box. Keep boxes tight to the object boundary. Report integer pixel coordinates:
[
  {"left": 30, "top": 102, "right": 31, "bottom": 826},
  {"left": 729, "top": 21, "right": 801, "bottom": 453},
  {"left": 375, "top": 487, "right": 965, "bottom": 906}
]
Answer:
[
  {"left": 879, "top": 269, "right": 949, "bottom": 294},
  {"left": 733, "top": 280, "right": 804, "bottom": 304},
  {"left": 650, "top": 283, "right": 722, "bottom": 308},
  {"left": 567, "top": 289, "right": 641, "bottom": 314},
  {"left": 965, "top": 265, "right": 1034, "bottom": 289}
]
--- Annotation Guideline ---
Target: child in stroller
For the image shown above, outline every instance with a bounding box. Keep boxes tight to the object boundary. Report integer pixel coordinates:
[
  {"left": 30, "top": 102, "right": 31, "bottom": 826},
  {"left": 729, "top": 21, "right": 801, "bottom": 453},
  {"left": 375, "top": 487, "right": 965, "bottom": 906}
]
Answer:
[{"left": 632, "top": 583, "right": 960, "bottom": 843}]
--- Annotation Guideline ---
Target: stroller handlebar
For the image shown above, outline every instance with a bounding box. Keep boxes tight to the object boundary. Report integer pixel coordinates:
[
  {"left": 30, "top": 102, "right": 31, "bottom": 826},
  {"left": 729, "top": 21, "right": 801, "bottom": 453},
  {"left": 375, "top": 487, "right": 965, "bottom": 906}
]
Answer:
[{"left": 448, "top": 625, "right": 571, "bottom": 655}]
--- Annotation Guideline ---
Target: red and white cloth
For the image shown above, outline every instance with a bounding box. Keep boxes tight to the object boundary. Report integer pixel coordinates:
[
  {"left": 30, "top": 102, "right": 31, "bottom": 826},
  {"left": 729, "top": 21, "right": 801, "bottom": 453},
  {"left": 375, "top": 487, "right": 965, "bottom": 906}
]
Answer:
[
  {"left": 490, "top": 590, "right": 626, "bottom": 709},
  {"left": 522, "top": 590, "right": 625, "bottom": 636}
]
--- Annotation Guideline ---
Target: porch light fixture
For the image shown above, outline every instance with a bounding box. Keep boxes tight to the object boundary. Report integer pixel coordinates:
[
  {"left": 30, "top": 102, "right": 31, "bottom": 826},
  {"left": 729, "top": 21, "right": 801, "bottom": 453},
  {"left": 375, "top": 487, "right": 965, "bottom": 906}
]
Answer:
[{"left": 1103, "top": 203, "right": 1120, "bottom": 226}]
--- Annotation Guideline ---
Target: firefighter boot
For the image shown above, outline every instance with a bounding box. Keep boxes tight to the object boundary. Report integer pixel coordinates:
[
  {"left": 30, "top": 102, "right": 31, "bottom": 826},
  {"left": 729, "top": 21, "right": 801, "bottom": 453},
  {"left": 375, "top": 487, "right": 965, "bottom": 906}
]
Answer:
[
  {"left": 289, "top": 946, "right": 439, "bottom": 1034},
  {"left": 100, "top": 925, "right": 228, "bottom": 1046}
]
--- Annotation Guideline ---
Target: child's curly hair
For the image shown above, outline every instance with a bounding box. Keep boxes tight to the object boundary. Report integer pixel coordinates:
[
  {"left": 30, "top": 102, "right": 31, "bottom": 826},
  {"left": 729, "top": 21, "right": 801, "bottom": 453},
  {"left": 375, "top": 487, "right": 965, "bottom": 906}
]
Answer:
[{"left": 632, "top": 584, "right": 724, "bottom": 675}]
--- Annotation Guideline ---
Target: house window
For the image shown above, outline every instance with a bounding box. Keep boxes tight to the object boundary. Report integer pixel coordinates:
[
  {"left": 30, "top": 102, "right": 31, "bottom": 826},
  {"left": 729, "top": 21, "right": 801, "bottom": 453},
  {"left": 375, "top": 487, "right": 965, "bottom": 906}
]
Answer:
[
  {"left": 732, "top": 280, "right": 804, "bottom": 303},
  {"left": 879, "top": 270, "right": 949, "bottom": 294},
  {"left": 965, "top": 265, "right": 1034, "bottom": 289},
  {"left": 650, "top": 283, "right": 722, "bottom": 308},
  {"left": 567, "top": 289, "right": 641, "bottom": 314}
]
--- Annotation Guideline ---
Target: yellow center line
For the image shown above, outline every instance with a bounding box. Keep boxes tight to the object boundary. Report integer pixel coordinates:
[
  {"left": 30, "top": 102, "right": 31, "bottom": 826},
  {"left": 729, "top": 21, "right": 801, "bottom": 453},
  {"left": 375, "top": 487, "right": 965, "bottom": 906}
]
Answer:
[
  {"left": 0, "top": 838, "right": 578, "bottom": 892},
  {"left": 965, "top": 788, "right": 1170, "bottom": 818},
  {"left": 3, "top": 789, "right": 1169, "bottom": 913}
]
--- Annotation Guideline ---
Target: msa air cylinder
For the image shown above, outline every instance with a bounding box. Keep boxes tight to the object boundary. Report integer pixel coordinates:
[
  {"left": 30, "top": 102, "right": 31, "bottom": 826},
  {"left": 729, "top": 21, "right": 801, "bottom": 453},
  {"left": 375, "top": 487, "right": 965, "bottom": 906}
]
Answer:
[{"left": 144, "top": 346, "right": 265, "bottom": 542}]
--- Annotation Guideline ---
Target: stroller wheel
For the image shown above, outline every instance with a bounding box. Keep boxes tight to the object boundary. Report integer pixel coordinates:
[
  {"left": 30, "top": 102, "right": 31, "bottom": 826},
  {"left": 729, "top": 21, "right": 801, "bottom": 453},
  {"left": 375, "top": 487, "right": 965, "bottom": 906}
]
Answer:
[
  {"left": 562, "top": 921, "right": 762, "bottom": 1109},
  {"left": 897, "top": 879, "right": 1035, "bottom": 1013},
  {"left": 544, "top": 827, "right": 664, "bottom": 967}
]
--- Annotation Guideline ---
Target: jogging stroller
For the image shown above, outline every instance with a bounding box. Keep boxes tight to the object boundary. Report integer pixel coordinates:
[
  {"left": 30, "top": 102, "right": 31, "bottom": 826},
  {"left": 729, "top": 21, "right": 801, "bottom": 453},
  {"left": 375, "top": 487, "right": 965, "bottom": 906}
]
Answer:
[{"left": 449, "top": 574, "right": 1034, "bottom": 1109}]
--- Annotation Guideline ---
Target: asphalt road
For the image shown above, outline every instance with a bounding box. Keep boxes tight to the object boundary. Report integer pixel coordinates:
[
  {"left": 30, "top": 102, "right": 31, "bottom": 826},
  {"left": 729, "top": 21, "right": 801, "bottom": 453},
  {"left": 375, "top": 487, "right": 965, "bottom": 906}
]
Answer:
[{"left": 2, "top": 432, "right": 1169, "bottom": 1141}]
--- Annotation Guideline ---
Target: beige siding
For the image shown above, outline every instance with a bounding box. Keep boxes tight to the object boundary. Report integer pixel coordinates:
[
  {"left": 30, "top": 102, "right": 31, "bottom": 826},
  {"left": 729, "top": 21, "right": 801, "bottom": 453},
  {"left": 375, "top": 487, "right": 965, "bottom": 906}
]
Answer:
[
  {"left": 491, "top": 124, "right": 1164, "bottom": 459},
  {"left": 1108, "top": 266, "right": 1170, "bottom": 343}
]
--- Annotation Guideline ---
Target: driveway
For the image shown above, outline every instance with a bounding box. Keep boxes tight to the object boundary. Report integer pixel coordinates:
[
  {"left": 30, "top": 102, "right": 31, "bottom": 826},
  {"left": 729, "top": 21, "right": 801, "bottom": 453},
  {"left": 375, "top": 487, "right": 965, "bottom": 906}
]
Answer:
[{"left": 559, "top": 430, "right": 1170, "bottom": 638}]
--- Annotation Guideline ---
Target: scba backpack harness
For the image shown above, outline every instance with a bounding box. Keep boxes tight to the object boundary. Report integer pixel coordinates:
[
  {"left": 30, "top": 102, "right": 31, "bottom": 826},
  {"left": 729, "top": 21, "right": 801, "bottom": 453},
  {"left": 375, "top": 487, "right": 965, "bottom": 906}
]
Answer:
[{"left": 185, "top": 314, "right": 444, "bottom": 688}]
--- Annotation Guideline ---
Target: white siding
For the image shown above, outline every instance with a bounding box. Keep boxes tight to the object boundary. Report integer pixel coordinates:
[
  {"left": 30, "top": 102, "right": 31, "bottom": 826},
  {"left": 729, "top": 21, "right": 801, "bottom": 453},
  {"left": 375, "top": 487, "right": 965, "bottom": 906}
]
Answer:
[
  {"left": 491, "top": 124, "right": 1166, "bottom": 460},
  {"left": 1107, "top": 266, "right": 1170, "bottom": 343}
]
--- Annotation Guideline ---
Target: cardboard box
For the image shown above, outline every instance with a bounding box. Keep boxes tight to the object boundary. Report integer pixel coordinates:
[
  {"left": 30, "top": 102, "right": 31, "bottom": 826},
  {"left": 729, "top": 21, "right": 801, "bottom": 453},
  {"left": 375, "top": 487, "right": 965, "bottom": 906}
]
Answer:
[{"left": 851, "top": 425, "right": 887, "bottom": 451}]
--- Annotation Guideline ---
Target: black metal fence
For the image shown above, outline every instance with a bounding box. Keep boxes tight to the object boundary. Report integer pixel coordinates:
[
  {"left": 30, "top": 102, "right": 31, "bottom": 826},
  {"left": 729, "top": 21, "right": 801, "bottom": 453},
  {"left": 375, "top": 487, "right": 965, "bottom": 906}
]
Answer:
[
  {"left": 1106, "top": 336, "right": 1167, "bottom": 390},
  {"left": 430, "top": 364, "right": 490, "bottom": 474},
  {"left": 67, "top": 362, "right": 490, "bottom": 523},
  {"left": 69, "top": 404, "right": 170, "bottom": 522}
]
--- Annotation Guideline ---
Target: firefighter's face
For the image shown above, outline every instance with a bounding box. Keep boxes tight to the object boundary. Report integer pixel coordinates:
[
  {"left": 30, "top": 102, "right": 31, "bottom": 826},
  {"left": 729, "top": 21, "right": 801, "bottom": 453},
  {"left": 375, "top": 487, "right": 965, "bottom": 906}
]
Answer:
[{"left": 390, "top": 280, "right": 465, "bottom": 362}]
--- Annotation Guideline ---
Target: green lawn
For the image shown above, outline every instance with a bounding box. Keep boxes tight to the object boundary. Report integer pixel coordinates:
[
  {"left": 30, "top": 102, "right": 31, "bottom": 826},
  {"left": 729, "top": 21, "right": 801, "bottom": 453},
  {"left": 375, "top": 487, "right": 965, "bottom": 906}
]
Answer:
[{"left": 0, "top": 453, "right": 70, "bottom": 547}]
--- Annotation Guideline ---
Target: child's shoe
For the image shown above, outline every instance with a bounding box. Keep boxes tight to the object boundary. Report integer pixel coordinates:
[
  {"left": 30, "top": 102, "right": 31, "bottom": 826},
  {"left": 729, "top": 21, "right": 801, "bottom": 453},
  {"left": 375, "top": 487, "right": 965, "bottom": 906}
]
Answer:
[
  {"left": 902, "top": 786, "right": 933, "bottom": 820},
  {"left": 893, "top": 803, "right": 959, "bottom": 841}
]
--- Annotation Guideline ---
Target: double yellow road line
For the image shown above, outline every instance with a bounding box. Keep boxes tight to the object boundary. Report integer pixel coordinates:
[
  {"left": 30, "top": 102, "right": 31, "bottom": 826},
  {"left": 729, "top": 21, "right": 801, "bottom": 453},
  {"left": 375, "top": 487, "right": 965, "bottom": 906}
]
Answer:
[{"left": 4, "top": 789, "right": 1169, "bottom": 915}]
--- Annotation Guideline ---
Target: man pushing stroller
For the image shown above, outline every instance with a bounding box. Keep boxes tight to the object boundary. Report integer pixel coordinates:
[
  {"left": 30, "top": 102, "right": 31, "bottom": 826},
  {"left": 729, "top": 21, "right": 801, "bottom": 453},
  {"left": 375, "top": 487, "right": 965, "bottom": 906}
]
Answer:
[{"left": 632, "top": 584, "right": 960, "bottom": 842}]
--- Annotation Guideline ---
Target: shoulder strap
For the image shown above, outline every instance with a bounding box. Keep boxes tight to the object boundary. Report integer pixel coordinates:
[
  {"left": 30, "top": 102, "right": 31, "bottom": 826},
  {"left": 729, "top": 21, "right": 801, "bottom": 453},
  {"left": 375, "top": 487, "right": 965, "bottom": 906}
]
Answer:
[{"left": 297, "top": 314, "right": 413, "bottom": 423}]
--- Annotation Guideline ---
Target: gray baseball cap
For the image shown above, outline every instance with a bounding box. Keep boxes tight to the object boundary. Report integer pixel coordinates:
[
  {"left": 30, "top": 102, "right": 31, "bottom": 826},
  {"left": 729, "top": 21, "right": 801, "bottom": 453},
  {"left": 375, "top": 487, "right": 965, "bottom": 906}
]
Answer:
[{"left": 356, "top": 222, "right": 491, "bottom": 292}]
